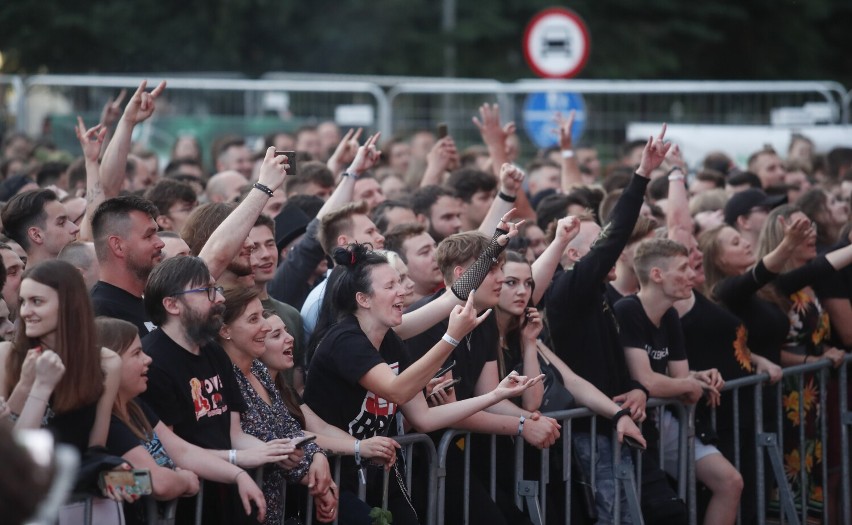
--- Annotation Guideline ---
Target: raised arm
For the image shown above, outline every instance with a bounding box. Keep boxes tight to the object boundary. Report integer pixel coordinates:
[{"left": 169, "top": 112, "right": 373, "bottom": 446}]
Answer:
[
  {"left": 530, "top": 215, "right": 580, "bottom": 304},
  {"left": 360, "top": 292, "right": 489, "bottom": 405},
  {"left": 74, "top": 117, "right": 107, "bottom": 242},
  {"left": 199, "top": 148, "right": 289, "bottom": 280},
  {"left": 316, "top": 133, "right": 381, "bottom": 220},
  {"left": 473, "top": 104, "right": 534, "bottom": 219},
  {"left": 477, "top": 163, "right": 523, "bottom": 236},
  {"left": 326, "top": 128, "right": 362, "bottom": 175},
  {"left": 88, "top": 349, "right": 122, "bottom": 447},
  {"left": 419, "top": 137, "right": 458, "bottom": 188},
  {"left": 665, "top": 144, "right": 693, "bottom": 238},
  {"left": 557, "top": 111, "right": 583, "bottom": 190},
  {"left": 100, "top": 80, "right": 166, "bottom": 197}
]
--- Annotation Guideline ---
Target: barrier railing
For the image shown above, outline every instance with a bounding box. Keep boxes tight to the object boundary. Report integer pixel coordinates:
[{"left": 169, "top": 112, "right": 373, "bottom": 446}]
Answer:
[{"left": 709, "top": 353, "right": 852, "bottom": 525}]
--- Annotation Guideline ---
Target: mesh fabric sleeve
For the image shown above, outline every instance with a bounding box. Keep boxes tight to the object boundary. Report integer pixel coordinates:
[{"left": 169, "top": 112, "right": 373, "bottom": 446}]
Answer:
[{"left": 450, "top": 228, "right": 509, "bottom": 300}]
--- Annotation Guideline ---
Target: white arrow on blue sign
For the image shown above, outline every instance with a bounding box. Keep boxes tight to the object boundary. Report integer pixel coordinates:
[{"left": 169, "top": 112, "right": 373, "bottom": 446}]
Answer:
[{"left": 522, "top": 91, "right": 587, "bottom": 149}]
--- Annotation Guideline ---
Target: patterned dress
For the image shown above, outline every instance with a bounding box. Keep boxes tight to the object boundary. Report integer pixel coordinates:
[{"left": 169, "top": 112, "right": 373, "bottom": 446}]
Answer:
[
  {"left": 775, "top": 288, "right": 830, "bottom": 519},
  {"left": 233, "top": 360, "right": 323, "bottom": 525}
]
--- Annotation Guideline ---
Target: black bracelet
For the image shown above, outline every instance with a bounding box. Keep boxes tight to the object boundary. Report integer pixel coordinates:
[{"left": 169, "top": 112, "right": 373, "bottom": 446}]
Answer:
[
  {"left": 253, "top": 182, "right": 274, "bottom": 197},
  {"left": 612, "top": 408, "right": 632, "bottom": 426},
  {"left": 667, "top": 166, "right": 684, "bottom": 177},
  {"left": 630, "top": 381, "right": 650, "bottom": 399},
  {"left": 497, "top": 191, "right": 516, "bottom": 203}
]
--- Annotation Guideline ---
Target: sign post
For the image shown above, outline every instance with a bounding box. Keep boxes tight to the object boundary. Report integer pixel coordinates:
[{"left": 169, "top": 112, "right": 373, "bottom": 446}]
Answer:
[{"left": 522, "top": 7, "right": 591, "bottom": 79}]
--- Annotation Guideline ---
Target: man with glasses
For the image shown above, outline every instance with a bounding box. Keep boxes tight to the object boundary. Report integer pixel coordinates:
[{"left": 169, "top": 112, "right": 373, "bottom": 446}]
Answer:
[{"left": 141, "top": 255, "right": 298, "bottom": 524}]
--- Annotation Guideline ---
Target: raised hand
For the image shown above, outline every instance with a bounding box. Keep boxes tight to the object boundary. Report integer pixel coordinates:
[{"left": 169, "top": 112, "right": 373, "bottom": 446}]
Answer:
[
  {"left": 498, "top": 162, "right": 525, "bottom": 197},
  {"left": 636, "top": 123, "right": 672, "bottom": 178},
  {"left": 346, "top": 132, "right": 382, "bottom": 176},
  {"left": 257, "top": 147, "right": 290, "bottom": 192},
  {"left": 495, "top": 208, "right": 524, "bottom": 246},
  {"left": 779, "top": 214, "right": 813, "bottom": 246},
  {"left": 425, "top": 136, "right": 459, "bottom": 175},
  {"left": 473, "top": 103, "right": 515, "bottom": 151},
  {"left": 99, "top": 89, "right": 127, "bottom": 128},
  {"left": 122, "top": 80, "right": 167, "bottom": 125},
  {"left": 554, "top": 215, "right": 581, "bottom": 245},
  {"left": 327, "top": 127, "right": 362, "bottom": 174},
  {"left": 75, "top": 116, "right": 107, "bottom": 163},
  {"left": 555, "top": 110, "right": 576, "bottom": 151},
  {"left": 446, "top": 290, "right": 492, "bottom": 341}
]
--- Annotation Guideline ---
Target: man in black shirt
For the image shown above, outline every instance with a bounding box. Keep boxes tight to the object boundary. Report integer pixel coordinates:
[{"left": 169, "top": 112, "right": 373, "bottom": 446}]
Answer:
[
  {"left": 618, "top": 238, "right": 742, "bottom": 525},
  {"left": 544, "top": 126, "right": 688, "bottom": 524},
  {"left": 90, "top": 195, "right": 165, "bottom": 336},
  {"left": 140, "top": 255, "right": 299, "bottom": 524}
]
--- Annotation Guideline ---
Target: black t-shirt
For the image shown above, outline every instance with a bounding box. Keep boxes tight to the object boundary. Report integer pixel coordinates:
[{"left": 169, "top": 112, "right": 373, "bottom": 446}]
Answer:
[
  {"left": 303, "top": 315, "right": 412, "bottom": 440},
  {"left": 614, "top": 294, "right": 686, "bottom": 375},
  {"left": 140, "top": 329, "right": 246, "bottom": 450},
  {"left": 403, "top": 289, "right": 498, "bottom": 402},
  {"left": 91, "top": 281, "right": 155, "bottom": 337},
  {"left": 106, "top": 399, "right": 176, "bottom": 469}
]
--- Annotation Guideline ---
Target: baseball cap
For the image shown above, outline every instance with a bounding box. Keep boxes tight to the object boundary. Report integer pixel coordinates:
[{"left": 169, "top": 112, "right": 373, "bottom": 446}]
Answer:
[{"left": 723, "top": 189, "right": 786, "bottom": 226}]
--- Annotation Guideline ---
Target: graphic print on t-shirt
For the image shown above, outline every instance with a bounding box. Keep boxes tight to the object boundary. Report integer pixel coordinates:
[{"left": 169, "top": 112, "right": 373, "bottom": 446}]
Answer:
[
  {"left": 348, "top": 361, "right": 399, "bottom": 439},
  {"left": 190, "top": 375, "right": 227, "bottom": 420}
]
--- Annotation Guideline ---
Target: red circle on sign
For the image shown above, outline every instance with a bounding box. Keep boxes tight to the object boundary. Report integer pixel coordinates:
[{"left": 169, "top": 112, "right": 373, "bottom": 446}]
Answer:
[{"left": 522, "top": 7, "right": 591, "bottom": 79}]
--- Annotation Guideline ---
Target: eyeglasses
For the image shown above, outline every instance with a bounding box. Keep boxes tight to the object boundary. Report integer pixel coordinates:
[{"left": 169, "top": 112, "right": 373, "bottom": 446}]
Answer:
[{"left": 172, "top": 286, "right": 224, "bottom": 302}]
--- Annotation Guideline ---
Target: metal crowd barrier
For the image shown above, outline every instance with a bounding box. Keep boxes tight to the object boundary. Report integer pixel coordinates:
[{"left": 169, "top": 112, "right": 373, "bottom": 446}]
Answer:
[{"left": 708, "top": 353, "right": 852, "bottom": 525}]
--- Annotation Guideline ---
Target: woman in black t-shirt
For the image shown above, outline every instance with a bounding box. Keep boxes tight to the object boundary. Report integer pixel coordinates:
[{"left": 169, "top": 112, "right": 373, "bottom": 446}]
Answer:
[
  {"left": 96, "top": 317, "right": 266, "bottom": 524},
  {"left": 304, "top": 244, "right": 543, "bottom": 524}
]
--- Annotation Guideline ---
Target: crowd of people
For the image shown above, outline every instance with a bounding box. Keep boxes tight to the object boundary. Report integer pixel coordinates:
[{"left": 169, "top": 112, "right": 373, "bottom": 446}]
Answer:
[{"left": 1, "top": 79, "right": 852, "bottom": 525}]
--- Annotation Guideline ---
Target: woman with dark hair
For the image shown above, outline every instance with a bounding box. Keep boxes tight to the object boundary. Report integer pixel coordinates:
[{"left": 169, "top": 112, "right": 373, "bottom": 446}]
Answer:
[
  {"left": 303, "top": 243, "right": 542, "bottom": 525},
  {"left": 97, "top": 317, "right": 265, "bottom": 525},
  {"left": 0, "top": 260, "right": 121, "bottom": 453},
  {"left": 218, "top": 287, "right": 337, "bottom": 524},
  {"left": 796, "top": 188, "right": 849, "bottom": 252}
]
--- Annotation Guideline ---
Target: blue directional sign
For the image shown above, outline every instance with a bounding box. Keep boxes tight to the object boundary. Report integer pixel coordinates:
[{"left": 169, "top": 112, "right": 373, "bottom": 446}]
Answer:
[{"left": 522, "top": 91, "right": 586, "bottom": 149}]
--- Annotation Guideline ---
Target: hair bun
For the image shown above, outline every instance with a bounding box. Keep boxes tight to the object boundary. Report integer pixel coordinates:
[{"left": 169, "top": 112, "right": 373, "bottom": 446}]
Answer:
[{"left": 332, "top": 243, "right": 371, "bottom": 268}]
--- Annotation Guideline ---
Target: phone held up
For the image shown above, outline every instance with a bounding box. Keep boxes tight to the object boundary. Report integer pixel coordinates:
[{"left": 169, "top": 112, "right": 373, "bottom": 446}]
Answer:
[{"left": 274, "top": 150, "right": 297, "bottom": 176}]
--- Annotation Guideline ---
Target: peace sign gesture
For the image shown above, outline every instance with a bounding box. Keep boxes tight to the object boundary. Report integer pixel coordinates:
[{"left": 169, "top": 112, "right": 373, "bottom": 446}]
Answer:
[{"left": 496, "top": 208, "right": 524, "bottom": 246}]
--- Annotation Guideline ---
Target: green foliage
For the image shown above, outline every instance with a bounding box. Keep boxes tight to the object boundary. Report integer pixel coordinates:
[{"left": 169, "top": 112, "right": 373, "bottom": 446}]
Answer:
[
  {"left": 369, "top": 506, "right": 393, "bottom": 525},
  {"left": 0, "top": 0, "right": 849, "bottom": 85}
]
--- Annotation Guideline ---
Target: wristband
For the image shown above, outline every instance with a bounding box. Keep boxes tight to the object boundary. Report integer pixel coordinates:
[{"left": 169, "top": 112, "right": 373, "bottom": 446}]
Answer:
[
  {"left": 342, "top": 171, "right": 358, "bottom": 179},
  {"left": 28, "top": 393, "right": 49, "bottom": 403},
  {"left": 612, "top": 408, "right": 632, "bottom": 426},
  {"left": 667, "top": 166, "right": 685, "bottom": 181},
  {"left": 442, "top": 333, "right": 460, "bottom": 347},
  {"left": 631, "top": 381, "right": 650, "bottom": 399},
  {"left": 233, "top": 470, "right": 247, "bottom": 483},
  {"left": 561, "top": 149, "right": 575, "bottom": 159},
  {"left": 354, "top": 439, "right": 362, "bottom": 464},
  {"left": 228, "top": 449, "right": 237, "bottom": 465},
  {"left": 497, "top": 191, "right": 516, "bottom": 203},
  {"left": 252, "top": 182, "right": 274, "bottom": 197},
  {"left": 517, "top": 415, "right": 526, "bottom": 436},
  {"left": 803, "top": 354, "right": 809, "bottom": 364}
]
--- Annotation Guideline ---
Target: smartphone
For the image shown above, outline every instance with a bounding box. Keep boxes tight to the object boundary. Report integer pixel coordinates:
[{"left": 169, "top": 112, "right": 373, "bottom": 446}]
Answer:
[
  {"left": 436, "top": 122, "right": 449, "bottom": 140},
  {"left": 99, "top": 469, "right": 153, "bottom": 496},
  {"left": 294, "top": 435, "right": 317, "bottom": 449},
  {"left": 428, "top": 377, "right": 462, "bottom": 398},
  {"left": 622, "top": 435, "right": 646, "bottom": 451},
  {"left": 434, "top": 360, "right": 456, "bottom": 379},
  {"left": 274, "top": 150, "right": 297, "bottom": 175}
]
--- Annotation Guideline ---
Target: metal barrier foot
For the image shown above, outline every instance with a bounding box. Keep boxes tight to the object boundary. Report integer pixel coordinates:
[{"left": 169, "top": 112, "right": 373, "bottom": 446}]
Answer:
[
  {"left": 517, "top": 480, "right": 543, "bottom": 525},
  {"left": 616, "top": 463, "right": 645, "bottom": 525},
  {"left": 758, "top": 433, "right": 800, "bottom": 525}
]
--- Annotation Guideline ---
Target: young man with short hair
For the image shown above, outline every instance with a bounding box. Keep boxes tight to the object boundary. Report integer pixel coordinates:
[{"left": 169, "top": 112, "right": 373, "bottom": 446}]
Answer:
[
  {"left": 1, "top": 189, "right": 80, "bottom": 266},
  {"left": 383, "top": 222, "right": 443, "bottom": 304},
  {"left": 616, "top": 238, "right": 742, "bottom": 525}
]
